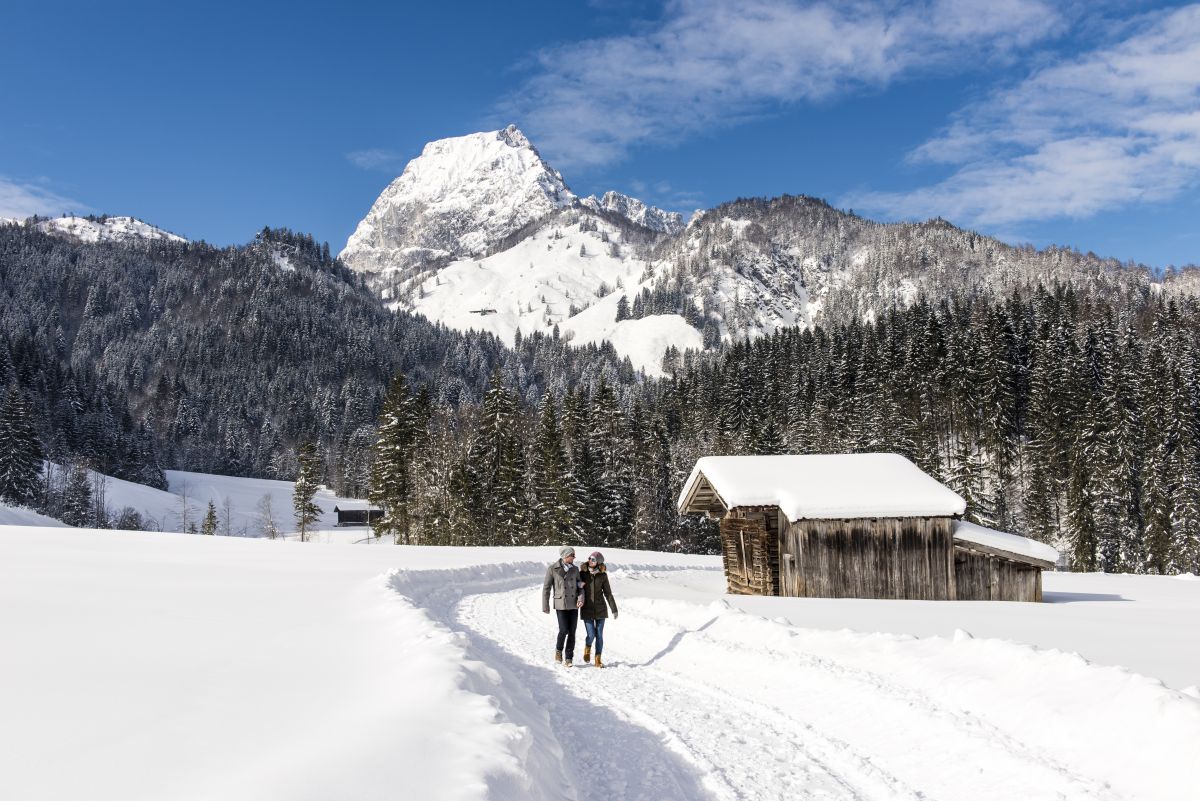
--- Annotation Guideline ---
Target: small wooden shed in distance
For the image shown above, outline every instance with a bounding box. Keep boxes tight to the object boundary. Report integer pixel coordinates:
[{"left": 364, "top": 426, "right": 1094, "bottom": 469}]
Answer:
[
  {"left": 333, "top": 502, "right": 383, "bottom": 527},
  {"left": 678, "top": 454, "right": 1058, "bottom": 602}
]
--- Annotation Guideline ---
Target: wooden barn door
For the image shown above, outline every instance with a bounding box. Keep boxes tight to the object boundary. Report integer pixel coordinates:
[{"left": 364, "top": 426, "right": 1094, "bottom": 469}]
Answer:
[{"left": 720, "top": 515, "right": 779, "bottom": 595}]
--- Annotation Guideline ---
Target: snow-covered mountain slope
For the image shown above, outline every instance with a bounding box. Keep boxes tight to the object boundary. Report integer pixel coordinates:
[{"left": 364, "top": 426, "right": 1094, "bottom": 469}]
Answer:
[
  {"left": 581, "top": 190, "right": 684, "bottom": 234},
  {"left": 340, "top": 125, "right": 575, "bottom": 275},
  {"left": 30, "top": 215, "right": 186, "bottom": 244},
  {"left": 3, "top": 526, "right": 1197, "bottom": 801},
  {"left": 344, "top": 128, "right": 1182, "bottom": 376},
  {"left": 391, "top": 206, "right": 695, "bottom": 375}
]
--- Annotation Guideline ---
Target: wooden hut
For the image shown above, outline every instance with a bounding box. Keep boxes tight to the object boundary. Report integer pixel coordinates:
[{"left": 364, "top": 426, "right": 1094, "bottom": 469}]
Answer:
[
  {"left": 677, "top": 454, "right": 1057, "bottom": 602},
  {"left": 333, "top": 502, "right": 383, "bottom": 527}
]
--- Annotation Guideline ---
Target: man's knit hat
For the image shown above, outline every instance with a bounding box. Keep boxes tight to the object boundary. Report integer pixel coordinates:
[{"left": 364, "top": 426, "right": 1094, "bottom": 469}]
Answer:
[{"left": 559, "top": 546, "right": 576, "bottom": 558}]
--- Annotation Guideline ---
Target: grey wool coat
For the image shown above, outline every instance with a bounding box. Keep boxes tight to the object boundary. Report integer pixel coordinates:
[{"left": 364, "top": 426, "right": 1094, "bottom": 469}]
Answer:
[{"left": 542, "top": 559, "right": 582, "bottom": 612}]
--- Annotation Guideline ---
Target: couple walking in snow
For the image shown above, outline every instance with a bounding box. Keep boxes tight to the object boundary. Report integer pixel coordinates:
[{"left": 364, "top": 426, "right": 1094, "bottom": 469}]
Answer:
[{"left": 542, "top": 546, "right": 618, "bottom": 668}]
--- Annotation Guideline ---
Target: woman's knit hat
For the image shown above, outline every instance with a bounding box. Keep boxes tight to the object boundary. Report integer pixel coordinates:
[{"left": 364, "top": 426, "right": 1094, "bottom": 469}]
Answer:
[{"left": 588, "top": 551, "right": 605, "bottom": 565}]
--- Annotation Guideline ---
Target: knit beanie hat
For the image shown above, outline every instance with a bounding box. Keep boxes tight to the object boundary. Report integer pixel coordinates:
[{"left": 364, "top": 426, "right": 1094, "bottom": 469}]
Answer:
[
  {"left": 588, "top": 551, "right": 605, "bottom": 565},
  {"left": 559, "top": 546, "right": 576, "bottom": 558}
]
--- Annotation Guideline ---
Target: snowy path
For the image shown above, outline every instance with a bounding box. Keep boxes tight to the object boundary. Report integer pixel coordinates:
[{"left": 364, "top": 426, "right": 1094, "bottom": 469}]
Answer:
[{"left": 444, "top": 568, "right": 1162, "bottom": 801}]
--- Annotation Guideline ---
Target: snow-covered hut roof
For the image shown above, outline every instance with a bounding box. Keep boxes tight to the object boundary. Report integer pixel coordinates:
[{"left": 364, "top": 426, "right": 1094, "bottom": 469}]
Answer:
[
  {"left": 333, "top": 501, "right": 381, "bottom": 513},
  {"left": 952, "top": 521, "right": 1059, "bottom": 568},
  {"left": 677, "top": 454, "right": 966, "bottom": 522}
]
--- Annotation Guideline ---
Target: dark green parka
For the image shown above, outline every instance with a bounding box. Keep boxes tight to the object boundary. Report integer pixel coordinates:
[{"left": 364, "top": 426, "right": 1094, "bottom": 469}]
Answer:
[{"left": 579, "top": 565, "right": 617, "bottom": 620}]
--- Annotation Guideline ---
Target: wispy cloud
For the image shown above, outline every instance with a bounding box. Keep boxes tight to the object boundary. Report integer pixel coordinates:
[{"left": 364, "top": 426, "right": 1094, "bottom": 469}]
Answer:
[
  {"left": 0, "top": 177, "right": 81, "bottom": 220},
  {"left": 849, "top": 4, "right": 1200, "bottom": 226},
  {"left": 345, "top": 148, "right": 407, "bottom": 171},
  {"left": 501, "top": 0, "right": 1065, "bottom": 169}
]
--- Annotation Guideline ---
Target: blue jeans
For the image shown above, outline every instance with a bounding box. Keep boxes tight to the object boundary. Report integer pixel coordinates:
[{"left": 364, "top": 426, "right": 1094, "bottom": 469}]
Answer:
[{"left": 583, "top": 618, "right": 606, "bottom": 655}]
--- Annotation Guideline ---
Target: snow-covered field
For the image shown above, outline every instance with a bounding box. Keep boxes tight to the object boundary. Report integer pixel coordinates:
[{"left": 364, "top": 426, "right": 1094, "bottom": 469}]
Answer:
[{"left": 2, "top": 525, "right": 1197, "bottom": 801}]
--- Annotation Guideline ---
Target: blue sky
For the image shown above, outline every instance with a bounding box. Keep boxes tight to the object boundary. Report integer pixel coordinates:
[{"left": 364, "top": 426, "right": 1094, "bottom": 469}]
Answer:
[{"left": 3, "top": 0, "right": 1198, "bottom": 269}]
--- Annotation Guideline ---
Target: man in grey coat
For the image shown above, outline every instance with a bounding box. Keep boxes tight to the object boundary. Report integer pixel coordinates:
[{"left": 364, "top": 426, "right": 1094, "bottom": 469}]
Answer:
[{"left": 542, "top": 545, "right": 583, "bottom": 666}]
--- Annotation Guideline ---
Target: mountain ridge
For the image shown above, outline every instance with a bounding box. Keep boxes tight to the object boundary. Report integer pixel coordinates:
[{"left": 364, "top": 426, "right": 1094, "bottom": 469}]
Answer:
[{"left": 340, "top": 127, "right": 1196, "bottom": 375}]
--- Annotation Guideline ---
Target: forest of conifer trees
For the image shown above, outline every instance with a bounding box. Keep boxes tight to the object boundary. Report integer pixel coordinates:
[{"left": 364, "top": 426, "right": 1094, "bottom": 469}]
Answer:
[{"left": 366, "top": 285, "right": 1200, "bottom": 575}]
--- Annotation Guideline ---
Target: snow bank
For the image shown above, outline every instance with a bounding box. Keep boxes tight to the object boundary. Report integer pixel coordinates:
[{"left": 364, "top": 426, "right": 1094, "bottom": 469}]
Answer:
[
  {"left": 0, "top": 501, "right": 68, "bottom": 527},
  {"left": 954, "top": 520, "right": 1060, "bottom": 565},
  {"left": 680, "top": 453, "right": 967, "bottom": 520}
]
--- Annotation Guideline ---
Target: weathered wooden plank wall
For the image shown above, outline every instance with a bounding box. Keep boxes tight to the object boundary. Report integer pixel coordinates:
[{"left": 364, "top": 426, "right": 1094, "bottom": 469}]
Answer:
[
  {"left": 719, "top": 514, "right": 779, "bottom": 595},
  {"left": 953, "top": 548, "right": 1042, "bottom": 602},
  {"left": 717, "top": 508, "right": 1046, "bottom": 602},
  {"left": 780, "top": 517, "right": 956, "bottom": 600}
]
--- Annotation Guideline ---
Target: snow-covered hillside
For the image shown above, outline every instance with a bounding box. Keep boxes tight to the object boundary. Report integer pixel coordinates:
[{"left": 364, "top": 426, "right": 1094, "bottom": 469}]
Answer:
[
  {"left": 27, "top": 215, "right": 186, "bottom": 244},
  {"left": 47, "top": 463, "right": 367, "bottom": 535},
  {"left": 394, "top": 209, "right": 699, "bottom": 374},
  {"left": 2, "top": 525, "right": 1197, "bottom": 801}
]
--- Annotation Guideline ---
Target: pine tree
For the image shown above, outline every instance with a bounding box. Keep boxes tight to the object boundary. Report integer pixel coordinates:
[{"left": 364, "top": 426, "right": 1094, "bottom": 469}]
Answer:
[
  {"left": 615, "top": 295, "right": 630, "bottom": 322},
  {"left": 293, "top": 441, "right": 322, "bottom": 542},
  {"left": 201, "top": 501, "right": 218, "bottom": 536},
  {"left": 530, "top": 399, "right": 575, "bottom": 544},
  {"left": 590, "top": 378, "right": 634, "bottom": 546},
  {"left": 463, "top": 370, "right": 527, "bottom": 545},
  {"left": 0, "top": 385, "right": 43, "bottom": 506},
  {"left": 947, "top": 437, "right": 991, "bottom": 526},
  {"left": 369, "top": 374, "right": 418, "bottom": 544},
  {"left": 60, "top": 465, "right": 93, "bottom": 527}
]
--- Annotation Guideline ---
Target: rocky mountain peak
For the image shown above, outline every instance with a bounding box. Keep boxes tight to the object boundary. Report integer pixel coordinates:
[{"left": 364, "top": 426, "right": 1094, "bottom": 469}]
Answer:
[
  {"left": 582, "top": 190, "right": 685, "bottom": 235},
  {"left": 339, "top": 126, "right": 575, "bottom": 275}
]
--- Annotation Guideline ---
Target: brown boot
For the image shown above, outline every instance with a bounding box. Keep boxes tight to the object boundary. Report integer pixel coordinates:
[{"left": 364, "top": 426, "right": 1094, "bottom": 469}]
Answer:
[
  {"left": 555, "top": 650, "right": 563, "bottom": 663},
  {"left": 583, "top": 646, "right": 591, "bottom": 662},
  {"left": 594, "top": 654, "right": 603, "bottom": 668}
]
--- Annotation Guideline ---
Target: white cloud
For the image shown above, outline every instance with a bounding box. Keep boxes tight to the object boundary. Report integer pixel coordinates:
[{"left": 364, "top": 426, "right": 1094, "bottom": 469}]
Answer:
[
  {"left": 345, "top": 149, "right": 406, "bottom": 171},
  {"left": 501, "top": 0, "right": 1064, "bottom": 169},
  {"left": 850, "top": 4, "right": 1200, "bottom": 226},
  {"left": 0, "top": 177, "right": 81, "bottom": 220}
]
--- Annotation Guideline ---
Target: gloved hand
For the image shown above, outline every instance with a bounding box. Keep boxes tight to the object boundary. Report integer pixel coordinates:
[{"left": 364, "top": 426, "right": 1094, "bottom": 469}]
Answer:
[{"left": 613, "top": 610, "right": 619, "bottom": 619}]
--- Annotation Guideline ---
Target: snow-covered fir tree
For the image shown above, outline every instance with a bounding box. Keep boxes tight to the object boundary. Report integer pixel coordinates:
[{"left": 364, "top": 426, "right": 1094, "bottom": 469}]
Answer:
[
  {"left": 201, "top": 501, "right": 218, "bottom": 536},
  {"left": 293, "top": 441, "right": 322, "bottom": 542},
  {"left": 0, "top": 385, "right": 43, "bottom": 507}
]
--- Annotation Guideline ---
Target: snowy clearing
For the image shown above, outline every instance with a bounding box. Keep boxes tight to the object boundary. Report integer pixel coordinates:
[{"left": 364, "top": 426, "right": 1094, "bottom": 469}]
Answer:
[
  {"left": 1, "top": 526, "right": 1196, "bottom": 801},
  {"left": 58, "top": 464, "right": 368, "bottom": 535}
]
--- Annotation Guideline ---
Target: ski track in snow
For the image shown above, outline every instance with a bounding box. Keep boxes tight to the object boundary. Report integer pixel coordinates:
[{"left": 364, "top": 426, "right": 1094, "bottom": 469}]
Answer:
[{"left": 406, "top": 566, "right": 1135, "bottom": 801}]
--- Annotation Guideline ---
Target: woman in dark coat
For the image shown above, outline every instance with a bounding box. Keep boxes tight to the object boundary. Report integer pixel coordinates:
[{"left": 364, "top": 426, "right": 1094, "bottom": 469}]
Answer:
[{"left": 579, "top": 551, "right": 618, "bottom": 667}]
